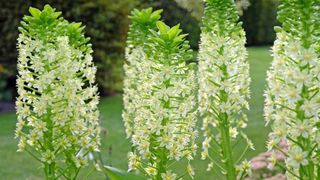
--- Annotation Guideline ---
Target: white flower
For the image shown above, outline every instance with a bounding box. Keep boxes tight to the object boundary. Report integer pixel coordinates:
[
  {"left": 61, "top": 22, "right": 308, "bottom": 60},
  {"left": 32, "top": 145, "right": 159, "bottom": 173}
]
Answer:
[
  {"left": 207, "top": 162, "right": 214, "bottom": 171},
  {"left": 291, "top": 120, "right": 313, "bottom": 139},
  {"left": 145, "top": 165, "right": 157, "bottom": 176},
  {"left": 128, "top": 152, "right": 140, "bottom": 171},
  {"left": 236, "top": 159, "right": 252, "bottom": 177},
  {"left": 267, "top": 152, "right": 277, "bottom": 169},
  {"left": 287, "top": 146, "right": 308, "bottom": 168},
  {"left": 187, "top": 164, "right": 195, "bottom": 179},
  {"left": 41, "top": 150, "right": 55, "bottom": 164},
  {"left": 300, "top": 99, "right": 319, "bottom": 117},
  {"left": 202, "top": 137, "right": 211, "bottom": 150},
  {"left": 161, "top": 171, "right": 177, "bottom": 180}
]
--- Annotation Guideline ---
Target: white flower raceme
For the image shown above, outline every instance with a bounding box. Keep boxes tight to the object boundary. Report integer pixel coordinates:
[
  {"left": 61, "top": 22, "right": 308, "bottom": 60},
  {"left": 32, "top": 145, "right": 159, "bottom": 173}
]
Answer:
[
  {"left": 15, "top": 5, "right": 100, "bottom": 179},
  {"left": 265, "top": 0, "right": 320, "bottom": 179},
  {"left": 198, "top": 0, "right": 252, "bottom": 179},
  {"left": 265, "top": 31, "right": 320, "bottom": 178},
  {"left": 123, "top": 8, "right": 163, "bottom": 139},
  {"left": 123, "top": 8, "right": 198, "bottom": 179}
]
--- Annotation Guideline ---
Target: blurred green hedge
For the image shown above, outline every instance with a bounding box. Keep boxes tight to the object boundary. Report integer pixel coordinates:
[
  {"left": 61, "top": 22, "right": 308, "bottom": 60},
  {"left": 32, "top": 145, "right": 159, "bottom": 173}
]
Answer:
[{"left": 0, "top": 0, "right": 278, "bottom": 97}]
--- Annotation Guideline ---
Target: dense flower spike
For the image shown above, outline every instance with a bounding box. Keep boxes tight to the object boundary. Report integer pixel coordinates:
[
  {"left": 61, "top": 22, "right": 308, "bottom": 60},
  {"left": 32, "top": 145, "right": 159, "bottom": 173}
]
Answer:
[
  {"left": 198, "top": 0, "right": 252, "bottom": 179},
  {"left": 15, "top": 5, "right": 100, "bottom": 179},
  {"left": 123, "top": 8, "right": 163, "bottom": 139},
  {"left": 123, "top": 8, "right": 198, "bottom": 179},
  {"left": 265, "top": 0, "right": 320, "bottom": 179}
]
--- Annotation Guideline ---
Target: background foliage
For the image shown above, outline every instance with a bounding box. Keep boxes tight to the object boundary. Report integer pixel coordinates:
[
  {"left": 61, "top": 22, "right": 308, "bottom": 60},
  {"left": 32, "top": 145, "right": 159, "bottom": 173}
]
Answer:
[
  {"left": 0, "top": 0, "right": 278, "bottom": 97},
  {"left": 241, "top": 0, "right": 279, "bottom": 45}
]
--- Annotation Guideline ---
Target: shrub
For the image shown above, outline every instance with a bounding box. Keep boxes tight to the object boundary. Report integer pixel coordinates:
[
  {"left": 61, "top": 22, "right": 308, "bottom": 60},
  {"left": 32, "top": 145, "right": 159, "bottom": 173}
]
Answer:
[
  {"left": 265, "top": 0, "right": 320, "bottom": 179},
  {"left": 15, "top": 5, "right": 100, "bottom": 179},
  {"left": 0, "top": 65, "right": 13, "bottom": 101},
  {"left": 123, "top": 8, "right": 198, "bottom": 179},
  {"left": 198, "top": 0, "right": 253, "bottom": 179}
]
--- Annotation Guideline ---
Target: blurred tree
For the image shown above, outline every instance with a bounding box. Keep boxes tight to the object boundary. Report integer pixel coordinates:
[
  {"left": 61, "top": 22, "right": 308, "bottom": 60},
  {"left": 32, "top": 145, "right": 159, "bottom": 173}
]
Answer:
[
  {"left": 0, "top": 0, "right": 279, "bottom": 98},
  {"left": 173, "top": 0, "right": 251, "bottom": 20},
  {"left": 241, "top": 0, "right": 279, "bottom": 45},
  {"left": 0, "top": 64, "right": 13, "bottom": 101},
  {"left": 0, "top": 0, "right": 140, "bottom": 95},
  {"left": 173, "top": 0, "right": 279, "bottom": 46},
  {"left": 0, "top": 1, "right": 30, "bottom": 74}
]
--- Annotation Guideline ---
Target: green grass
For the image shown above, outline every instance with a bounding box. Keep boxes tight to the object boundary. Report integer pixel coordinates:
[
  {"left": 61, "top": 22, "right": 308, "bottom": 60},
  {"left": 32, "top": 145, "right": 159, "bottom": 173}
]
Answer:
[{"left": 0, "top": 47, "right": 272, "bottom": 179}]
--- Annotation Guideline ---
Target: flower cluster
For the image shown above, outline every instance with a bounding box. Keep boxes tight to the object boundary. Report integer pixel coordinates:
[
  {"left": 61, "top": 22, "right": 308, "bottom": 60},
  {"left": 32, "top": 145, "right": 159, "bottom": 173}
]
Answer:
[
  {"left": 265, "top": 0, "right": 320, "bottom": 179},
  {"left": 15, "top": 5, "right": 100, "bottom": 179},
  {"left": 123, "top": 8, "right": 198, "bottom": 179},
  {"left": 198, "top": 0, "right": 252, "bottom": 179},
  {"left": 123, "top": 8, "right": 163, "bottom": 139}
]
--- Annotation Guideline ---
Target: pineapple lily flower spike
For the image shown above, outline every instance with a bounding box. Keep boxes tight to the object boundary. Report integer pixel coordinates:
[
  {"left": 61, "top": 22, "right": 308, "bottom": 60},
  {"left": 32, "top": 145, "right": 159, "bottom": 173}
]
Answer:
[
  {"left": 15, "top": 5, "right": 100, "bottom": 179},
  {"left": 123, "top": 8, "right": 198, "bottom": 180},
  {"left": 264, "top": 0, "right": 320, "bottom": 179},
  {"left": 198, "top": 0, "right": 253, "bottom": 179}
]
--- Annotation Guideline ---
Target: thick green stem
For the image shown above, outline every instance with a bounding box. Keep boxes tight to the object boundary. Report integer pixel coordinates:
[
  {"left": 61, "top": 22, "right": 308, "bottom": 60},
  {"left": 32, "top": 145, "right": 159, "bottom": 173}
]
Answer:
[
  {"left": 220, "top": 115, "right": 236, "bottom": 180},
  {"left": 44, "top": 109, "right": 56, "bottom": 180},
  {"left": 45, "top": 164, "right": 56, "bottom": 180},
  {"left": 307, "top": 163, "right": 315, "bottom": 180},
  {"left": 155, "top": 148, "right": 168, "bottom": 180},
  {"left": 296, "top": 84, "right": 315, "bottom": 180},
  {"left": 305, "top": 140, "right": 315, "bottom": 180}
]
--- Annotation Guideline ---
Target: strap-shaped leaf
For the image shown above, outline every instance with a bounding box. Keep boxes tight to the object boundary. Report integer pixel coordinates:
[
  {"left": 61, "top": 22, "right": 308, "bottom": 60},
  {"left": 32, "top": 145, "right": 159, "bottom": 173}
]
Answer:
[
  {"left": 103, "top": 166, "right": 145, "bottom": 180},
  {"left": 156, "top": 21, "right": 169, "bottom": 35},
  {"left": 29, "top": 7, "right": 41, "bottom": 18}
]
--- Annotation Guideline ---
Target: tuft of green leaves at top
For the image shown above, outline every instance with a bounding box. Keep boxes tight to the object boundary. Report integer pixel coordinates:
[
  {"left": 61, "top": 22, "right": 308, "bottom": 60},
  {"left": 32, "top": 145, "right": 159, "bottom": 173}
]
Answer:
[
  {"left": 202, "top": 0, "right": 242, "bottom": 36},
  {"left": 147, "top": 21, "right": 194, "bottom": 64},
  {"left": 127, "top": 8, "right": 163, "bottom": 47},
  {"left": 19, "top": 4, "right": 91, "bottom": 53}
]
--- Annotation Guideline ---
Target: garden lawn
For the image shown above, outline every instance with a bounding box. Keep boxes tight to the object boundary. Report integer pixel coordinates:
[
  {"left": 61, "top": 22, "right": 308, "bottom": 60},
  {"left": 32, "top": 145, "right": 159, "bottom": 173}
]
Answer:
[{"left": 0, "top": 47, "right": 272, "bottom": 179}]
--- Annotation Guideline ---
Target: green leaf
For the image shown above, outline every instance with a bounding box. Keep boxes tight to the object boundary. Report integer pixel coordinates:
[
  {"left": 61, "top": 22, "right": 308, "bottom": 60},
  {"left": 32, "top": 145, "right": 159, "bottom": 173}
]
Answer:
[
  {"left": 52, "top": 11, "right": 62, "bottom": 19},
  {"left": 29, "top": 7, "right": 41, "bottom": 18},
  {"left": 156, "top": 21, "right": 169, "bottom": 35},
  {"left": 167, "top": 24, "right": 181, "bottom": 39},
  {"left": 145, "top": 7, "right": 152, "bottom": 14},
  {"left": 103, "top": 166, "right": 145, "bottom": 180},
  {"left": 150, "top": 9, "right": 163, "bottom": 21},
  {"left": 274, "top": 26, "right": 282, "bottom": 33},
  {"left": 43, "top": 4, "right": 54, "bottom": 13},
  {"left": 173, "top": 33, "right": 188, "bottom": 43}
]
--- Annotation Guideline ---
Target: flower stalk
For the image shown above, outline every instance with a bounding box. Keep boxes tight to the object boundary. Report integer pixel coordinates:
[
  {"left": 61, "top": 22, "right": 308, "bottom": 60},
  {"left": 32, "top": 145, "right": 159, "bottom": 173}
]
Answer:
[
  {"left": 123, "top": 8, "right": 198, "bottom": 179},
  {"left": 198, "top": 0, "right": 253, "bottom": 179},
  {"left": 15, "top": 5, "right": 100, "bottom": 179},
  {"left": 265, "top": 0, "right": 320, "bottom": 179}
]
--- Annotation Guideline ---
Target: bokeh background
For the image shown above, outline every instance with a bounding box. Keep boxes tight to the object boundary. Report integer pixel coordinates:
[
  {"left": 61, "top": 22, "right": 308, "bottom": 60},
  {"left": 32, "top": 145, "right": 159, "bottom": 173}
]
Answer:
[
  {"left": 0, "top": 0, "right": 278, "bottom": 179},
  {"left": 0, "top": 0, "right": 278, "bottom": 98}
]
